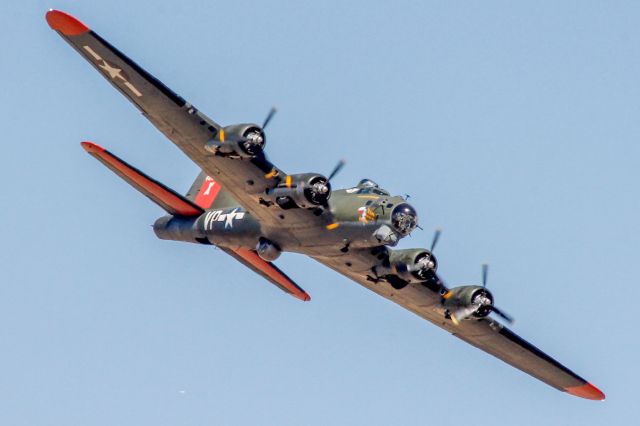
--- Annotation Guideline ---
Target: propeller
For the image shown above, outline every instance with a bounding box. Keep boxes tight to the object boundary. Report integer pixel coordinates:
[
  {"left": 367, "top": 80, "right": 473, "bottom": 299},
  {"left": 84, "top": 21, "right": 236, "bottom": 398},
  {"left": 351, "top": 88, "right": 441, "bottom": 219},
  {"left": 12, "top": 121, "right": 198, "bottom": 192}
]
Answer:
[
  {"left": 482, "top": 263, "right": 488, "bottom": 287},
  {"left": 306, "top": 159, "right": 346, "bottom": 207},
  {"left": 236, "top": 106, "right": 274, "bottom": 156},
  {"left": 479, "top": 264, "right": 514, "bottom": 324},
  {"left": 430, "top": 228, "right": 442, "bottom": 252},
  {"left": 449, "top": 264, "right": 514, "bottom": 325},
  {"left": 490, "top": 305, "right": 514, "bottom": 323},
  {"left": 421, "top": 228, "right": 441, "bottom": 273},
  {"left": 327, "top": 159, "right": 346, "bottom": 182},
  {"left": 262, "top": 106, "right": 277, "bottom": 129},
  {"left": 404, "top": 229, "right": 442, "bottom": 281}
]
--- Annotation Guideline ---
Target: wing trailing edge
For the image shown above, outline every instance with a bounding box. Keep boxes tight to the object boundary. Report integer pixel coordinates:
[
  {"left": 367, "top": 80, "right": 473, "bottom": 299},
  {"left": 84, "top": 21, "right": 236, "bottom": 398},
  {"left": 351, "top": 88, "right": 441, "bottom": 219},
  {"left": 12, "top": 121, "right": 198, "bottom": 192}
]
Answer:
[{"left": 81, "top": 141, "right": 204, "bottom": 217}]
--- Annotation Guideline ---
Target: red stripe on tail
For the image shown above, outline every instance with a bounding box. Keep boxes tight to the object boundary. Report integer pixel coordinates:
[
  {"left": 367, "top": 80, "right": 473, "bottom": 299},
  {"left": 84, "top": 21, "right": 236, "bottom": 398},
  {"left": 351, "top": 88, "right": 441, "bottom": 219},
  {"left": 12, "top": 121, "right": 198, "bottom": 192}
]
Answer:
[{"left": 194, "top": 176, "right": 222, "bottom": 209}]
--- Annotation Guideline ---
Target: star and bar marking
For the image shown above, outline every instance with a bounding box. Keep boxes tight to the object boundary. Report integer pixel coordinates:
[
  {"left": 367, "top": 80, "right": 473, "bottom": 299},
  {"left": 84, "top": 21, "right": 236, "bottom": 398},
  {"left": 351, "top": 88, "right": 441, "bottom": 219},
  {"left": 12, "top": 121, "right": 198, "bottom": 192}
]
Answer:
[{"left": 83, "top": 45, "right": 143, "bottom": 97}]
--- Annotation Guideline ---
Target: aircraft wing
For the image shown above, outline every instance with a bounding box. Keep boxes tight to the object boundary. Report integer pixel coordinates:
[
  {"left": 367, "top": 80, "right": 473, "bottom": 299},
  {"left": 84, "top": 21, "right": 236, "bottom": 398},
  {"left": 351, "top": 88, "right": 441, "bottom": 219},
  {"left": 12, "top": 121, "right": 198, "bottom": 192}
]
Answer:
[
  {"left": 313, "top": 252, "right": 605, "bottom": 400},
  {"left": 46, "top": 10, "right": 328, "bottom": 234}
]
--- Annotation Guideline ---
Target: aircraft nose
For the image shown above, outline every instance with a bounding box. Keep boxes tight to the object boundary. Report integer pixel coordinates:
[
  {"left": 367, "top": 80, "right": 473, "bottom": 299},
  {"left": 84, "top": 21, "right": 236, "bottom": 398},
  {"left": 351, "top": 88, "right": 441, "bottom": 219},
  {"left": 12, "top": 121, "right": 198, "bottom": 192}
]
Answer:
[{"left": 391, "top": 203, "right": 418, "bottom": 236}]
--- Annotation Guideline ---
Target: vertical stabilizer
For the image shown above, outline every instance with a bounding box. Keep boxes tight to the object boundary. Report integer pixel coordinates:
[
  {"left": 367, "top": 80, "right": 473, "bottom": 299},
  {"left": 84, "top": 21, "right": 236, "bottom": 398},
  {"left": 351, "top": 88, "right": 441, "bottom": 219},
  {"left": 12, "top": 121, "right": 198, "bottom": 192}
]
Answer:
[{"left": 186, "top": 171, "right": 239, "bottom": 210}]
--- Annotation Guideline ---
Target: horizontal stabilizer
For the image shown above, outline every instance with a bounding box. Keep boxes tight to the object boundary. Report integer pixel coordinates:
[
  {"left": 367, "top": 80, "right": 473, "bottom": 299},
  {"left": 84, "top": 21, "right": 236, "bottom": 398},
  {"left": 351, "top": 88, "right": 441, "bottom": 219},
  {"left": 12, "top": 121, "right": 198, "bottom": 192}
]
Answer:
[
  {"left": 81, "top": 142, "right": 204, "bottom": 217},
  {"left": 221, "top": 247, "right": 310, "bottom": 302}
]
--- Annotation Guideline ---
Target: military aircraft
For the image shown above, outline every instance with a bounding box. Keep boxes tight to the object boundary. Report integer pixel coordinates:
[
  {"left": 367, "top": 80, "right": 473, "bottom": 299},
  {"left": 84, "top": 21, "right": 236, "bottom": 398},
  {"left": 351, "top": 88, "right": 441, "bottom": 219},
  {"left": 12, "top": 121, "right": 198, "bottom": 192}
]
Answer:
[{"left": 46, "top": 9, "right": 605, "bottom": 400}]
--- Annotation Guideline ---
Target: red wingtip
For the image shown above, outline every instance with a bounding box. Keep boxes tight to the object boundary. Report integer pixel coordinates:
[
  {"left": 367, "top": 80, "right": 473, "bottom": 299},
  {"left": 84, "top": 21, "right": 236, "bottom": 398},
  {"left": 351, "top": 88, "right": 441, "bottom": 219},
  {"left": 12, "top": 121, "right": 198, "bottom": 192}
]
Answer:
[
  {"left": 46, "top": 9, "right": 89, "bottom": 36},
  {"left": 565, "top": 382, "right": 606, "bottom": 401},
  {"left": 81, "top": 141, "right": 105, "bottom": 154}
]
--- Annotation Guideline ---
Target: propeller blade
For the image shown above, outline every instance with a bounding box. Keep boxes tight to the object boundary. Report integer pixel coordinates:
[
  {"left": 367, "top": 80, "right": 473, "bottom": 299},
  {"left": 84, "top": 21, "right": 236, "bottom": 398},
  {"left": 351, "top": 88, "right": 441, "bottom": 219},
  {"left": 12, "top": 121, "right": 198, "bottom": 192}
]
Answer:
[
  {"left": 327, "top": 159, "right": 346, "bottom": 181},
  {"left": 482, "top": 263, "right": 489, "bottom": 287},
  {"left": 262, "top": 107, "right": 277, "bottom": 129},
  {"left": 490, "top": 306, "right": 514, "bottom": 324},
  {"left": 430, "top": 228, "right": 442, "bottom": 252}
]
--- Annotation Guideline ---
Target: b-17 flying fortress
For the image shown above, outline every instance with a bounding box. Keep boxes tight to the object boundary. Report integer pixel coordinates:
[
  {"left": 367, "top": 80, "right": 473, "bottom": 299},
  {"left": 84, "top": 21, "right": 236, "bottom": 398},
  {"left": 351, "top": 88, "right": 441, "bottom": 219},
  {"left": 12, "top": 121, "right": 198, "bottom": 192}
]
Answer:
[{"left": 46, "top": 9, "right": 605, "bottom": 400}]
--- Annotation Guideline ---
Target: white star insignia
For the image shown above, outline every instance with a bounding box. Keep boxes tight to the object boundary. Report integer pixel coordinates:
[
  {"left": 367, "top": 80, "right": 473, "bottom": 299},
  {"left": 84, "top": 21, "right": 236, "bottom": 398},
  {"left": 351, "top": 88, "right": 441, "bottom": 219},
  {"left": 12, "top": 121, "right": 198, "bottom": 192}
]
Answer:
[{"left": 98, "top": 60, "right": 124, "bottom": 80}]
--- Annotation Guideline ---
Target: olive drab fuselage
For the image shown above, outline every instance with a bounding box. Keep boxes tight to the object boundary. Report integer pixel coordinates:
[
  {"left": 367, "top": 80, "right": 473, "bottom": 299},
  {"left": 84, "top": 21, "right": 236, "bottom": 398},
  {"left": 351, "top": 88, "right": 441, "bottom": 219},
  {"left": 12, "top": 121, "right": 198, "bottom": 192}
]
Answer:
[{"left": 154, "top": 181, "right": 421, "bottom": 256}]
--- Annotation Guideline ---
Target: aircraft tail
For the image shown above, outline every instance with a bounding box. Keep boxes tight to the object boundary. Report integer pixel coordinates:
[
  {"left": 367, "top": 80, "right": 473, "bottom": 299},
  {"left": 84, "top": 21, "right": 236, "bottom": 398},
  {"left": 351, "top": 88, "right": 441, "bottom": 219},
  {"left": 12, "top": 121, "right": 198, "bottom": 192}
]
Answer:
[
  {"left": 185, "top": 171, "right": 239, "bottom": 210},
  {"left": 81, "top": 141, "right": 204, "bottom": 217}
]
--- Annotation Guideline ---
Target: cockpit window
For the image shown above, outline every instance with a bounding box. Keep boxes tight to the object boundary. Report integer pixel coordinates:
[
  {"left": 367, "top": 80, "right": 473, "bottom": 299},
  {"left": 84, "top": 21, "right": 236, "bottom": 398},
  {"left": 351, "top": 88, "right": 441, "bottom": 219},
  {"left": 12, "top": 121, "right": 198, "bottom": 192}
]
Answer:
[
  {"left": 354, "top": 179, "right": 390, "bottom": 196},
  {"left": 357, "top": 179, "right": 379, "bottom": 188}
]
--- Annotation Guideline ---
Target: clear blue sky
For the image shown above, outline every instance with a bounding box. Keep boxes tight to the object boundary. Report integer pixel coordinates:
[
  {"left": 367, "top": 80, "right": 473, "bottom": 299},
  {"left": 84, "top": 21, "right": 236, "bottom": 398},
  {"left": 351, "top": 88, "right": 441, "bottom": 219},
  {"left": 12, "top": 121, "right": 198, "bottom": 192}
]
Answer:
[{"left": 1, "top": 1, "right": 637, "bottom": 424}]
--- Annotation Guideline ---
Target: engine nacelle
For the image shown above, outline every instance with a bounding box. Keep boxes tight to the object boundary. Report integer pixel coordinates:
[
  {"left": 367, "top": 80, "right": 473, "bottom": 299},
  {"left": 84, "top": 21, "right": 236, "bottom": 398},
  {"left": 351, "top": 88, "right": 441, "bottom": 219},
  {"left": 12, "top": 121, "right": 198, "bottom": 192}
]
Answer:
[
  {"left": 389, "top": 248, "right": 438, "bottom": 283},
  {"left": 204, "top": 123, "right": 266, "bottom": 158},
  {"left": 266, "top": 173, "right": 331, "bottom": 209},
  {"left": 442, "top": 286, "right": 493, "bottom": 319}
]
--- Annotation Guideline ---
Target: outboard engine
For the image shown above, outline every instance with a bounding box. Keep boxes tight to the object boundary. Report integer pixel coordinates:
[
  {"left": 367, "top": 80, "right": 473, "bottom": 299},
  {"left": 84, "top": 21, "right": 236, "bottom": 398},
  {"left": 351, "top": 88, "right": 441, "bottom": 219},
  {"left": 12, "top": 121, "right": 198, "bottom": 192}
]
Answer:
[
  {"left": 442, "top": 286, "right": 494, "bottom": 321},
  {"left": 205, "top": 123, "right": 266, "bottom": 158}
]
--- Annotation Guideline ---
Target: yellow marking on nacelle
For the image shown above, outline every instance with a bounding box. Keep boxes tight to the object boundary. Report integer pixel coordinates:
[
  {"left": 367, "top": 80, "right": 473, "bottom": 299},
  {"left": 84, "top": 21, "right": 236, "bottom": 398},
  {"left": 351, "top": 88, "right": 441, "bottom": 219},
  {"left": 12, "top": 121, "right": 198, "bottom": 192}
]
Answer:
[
  {"left": 357, "top": 195, "right": 380, "bottom": 199},
  {"left": 285, "top": 175, "right": 292, "bottom": 188},
  {"left": 442, "top": 291, "right": 453, "bottom": 300},
  {"left": 265, "top": 169, "right": 278, "bottom": 179},
  {"left": 219, "top": 129, "right": 225, "bottom": 141},
  {"left": 326, "top": 223, "right": 340, "bottom": 230}
]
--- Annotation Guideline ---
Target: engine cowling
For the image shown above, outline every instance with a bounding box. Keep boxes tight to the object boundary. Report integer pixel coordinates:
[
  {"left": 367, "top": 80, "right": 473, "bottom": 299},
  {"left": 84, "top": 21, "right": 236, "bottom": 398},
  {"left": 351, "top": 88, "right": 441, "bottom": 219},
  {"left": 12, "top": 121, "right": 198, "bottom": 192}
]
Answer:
[
  {"left": 267, "top": 173, "right": 331, "bottom": 209},
  {"left": 442, "top": 286, "right": 494, "bottom": 319},
  {"left": 390, "top": 248, "right": 437, "bottom": 282},
  {"left": 204, "top": 123, "right": 266, "bottom": 158}
]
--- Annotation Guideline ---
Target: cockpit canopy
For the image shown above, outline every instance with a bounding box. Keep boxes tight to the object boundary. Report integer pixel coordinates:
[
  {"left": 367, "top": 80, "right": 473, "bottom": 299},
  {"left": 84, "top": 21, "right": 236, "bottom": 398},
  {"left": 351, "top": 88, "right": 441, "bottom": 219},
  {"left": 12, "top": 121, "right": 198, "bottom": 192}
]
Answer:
[
  {"left": 355, "top": 178, "right": 390, "bottom": 196},
  {"left": 357, "top": 178, "right": 379, "bottom": 188}
]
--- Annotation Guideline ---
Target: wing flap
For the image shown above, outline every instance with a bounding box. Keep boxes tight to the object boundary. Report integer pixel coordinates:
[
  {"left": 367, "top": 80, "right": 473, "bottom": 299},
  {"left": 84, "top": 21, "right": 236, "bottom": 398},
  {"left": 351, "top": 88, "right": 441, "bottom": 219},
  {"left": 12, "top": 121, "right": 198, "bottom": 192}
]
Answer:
[
  {"left": 221, "top": 248, "right": 310, "bottom": 302},
  {"left": 81, "top": 142, "right": 204, "bottom": 217}
]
